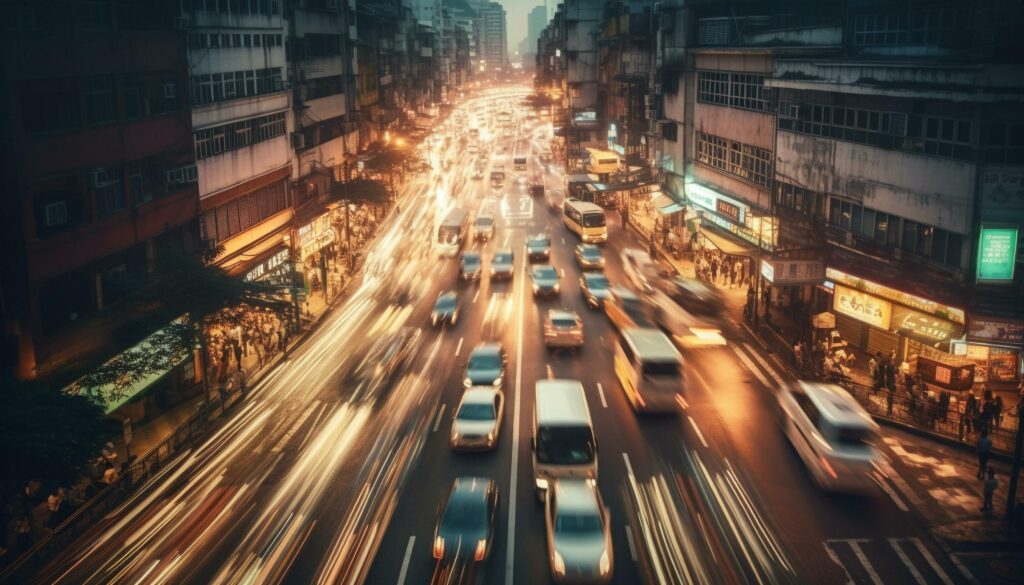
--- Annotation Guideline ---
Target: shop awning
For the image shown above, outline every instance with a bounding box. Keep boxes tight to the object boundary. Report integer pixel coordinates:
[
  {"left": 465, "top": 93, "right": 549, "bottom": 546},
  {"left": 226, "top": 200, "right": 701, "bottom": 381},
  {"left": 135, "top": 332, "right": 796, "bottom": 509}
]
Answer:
[
  {"left": 654, "top": 193, "right": 685, "bottom": 215},
  {"left": 701, "top": 227, "right": 756, "bottom": 256},
  {"left": 567, "top": 173, "right": 600, "bottom": 184}
]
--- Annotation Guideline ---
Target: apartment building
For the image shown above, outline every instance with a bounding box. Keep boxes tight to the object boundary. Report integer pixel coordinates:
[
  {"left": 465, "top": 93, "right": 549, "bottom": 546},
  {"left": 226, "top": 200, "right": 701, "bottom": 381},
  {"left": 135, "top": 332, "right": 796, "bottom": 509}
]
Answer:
[
  {"left": 474, "top": 1, "right": 508, "bottom": 73},
  {"left": 1, "top": 1, "right": 199, "bottom": 380}
]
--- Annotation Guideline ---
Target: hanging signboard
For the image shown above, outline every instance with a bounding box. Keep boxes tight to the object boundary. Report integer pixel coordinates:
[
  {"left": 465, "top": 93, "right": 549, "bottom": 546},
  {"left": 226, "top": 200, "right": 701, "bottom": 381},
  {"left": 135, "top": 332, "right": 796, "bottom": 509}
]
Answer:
[
  {"left": 967, "top": 316, "right": 1024, "bottom": 345},
  {"left": 976, "top": 226, "right": 1018, "bottom": 283},
  {"left": 761, "top": 259, "right": 825, "bottom": 285},
  {"left": 833, "top": 284, "right": 892, "bottom": 329},
  {"left": 890, "top": 306, "right": 959, "bottom": 347}
]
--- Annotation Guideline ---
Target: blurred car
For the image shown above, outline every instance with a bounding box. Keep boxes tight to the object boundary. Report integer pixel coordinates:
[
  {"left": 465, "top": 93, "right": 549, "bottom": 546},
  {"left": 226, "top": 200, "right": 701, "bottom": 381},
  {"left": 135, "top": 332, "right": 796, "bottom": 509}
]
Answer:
[
  {"left": 604, "top": 286, "right": 657, "bottom": 332},
  {"left": 674, "top": 327, "right": 728, "bottom": 349},
  {"left": 574, "top": 244, "right": 605, "bottom": 271},
  {"left": 621, "top": 248, "right": 660, "bottom": 293},
  {"left": 432, "top": 291, "right": 460, "bottom": 326},
  {"left": 460, "top": 252, "right": 482, "bottom": 281},
  {"left": 580, "top": 273, "right": 611, "bottom": 309},
  {"left": 433, "top": 477, "right": 499, "bottom": 564},
  {"left": 660, "top": 276, "right": 722, "bottom": 316},
  {"left": 544, "top": 479, "right": 613, "bottom": 584},
  {"left": 471, "top": 168, "right": 484, "bottom": 180},
  {"left": 491, "top": 249, "right": 515, "bottom": 280},
  {"left": 526, "top": 233, "right": 552, "bottom": 261},
  {"left": 530, "top": 182, "right": 545, "bottom": 197},
  {"left": 544, "top": 309, "right": 584, "bottom": 350},
  {"left": 451, "top": 388, "right": 505, "bottom": 450},
  {"left": 350, "top": 327, "right": 422, "bottom": 402},
  {"left": 464, "top": 343, "right": 506, "bottom": 389},
  {"left": 531, "top": 265, "right": 560, "bottom": 297},
  {"left": 474, "top": 214, "right": 495, "bottom": 241},
  {"left": 777, "top": 381, "right": 881, "bottom": 492}
]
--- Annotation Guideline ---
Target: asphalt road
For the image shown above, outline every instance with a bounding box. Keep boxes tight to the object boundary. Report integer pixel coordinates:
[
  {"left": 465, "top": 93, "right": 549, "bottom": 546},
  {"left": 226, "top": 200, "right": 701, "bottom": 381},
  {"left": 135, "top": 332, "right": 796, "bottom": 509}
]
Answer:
[{"left": 34, "top": 87, "right": 976, "bottom": 585}]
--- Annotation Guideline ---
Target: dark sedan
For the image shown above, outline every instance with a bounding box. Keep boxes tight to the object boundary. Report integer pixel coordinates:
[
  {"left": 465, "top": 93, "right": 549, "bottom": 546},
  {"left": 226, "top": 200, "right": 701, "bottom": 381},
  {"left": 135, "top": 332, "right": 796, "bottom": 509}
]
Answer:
[
  {"left": 526, "top": 234, "right": 552, "bottom": 261},
  {"left": 432, "top": 291, "right": 460, "bottom": 326},
  {"left": 433, "top": 477, "right": 499, "bottom": 565},
  {"left": 580, "top": 273, "right": 611, "bottom": 308}
]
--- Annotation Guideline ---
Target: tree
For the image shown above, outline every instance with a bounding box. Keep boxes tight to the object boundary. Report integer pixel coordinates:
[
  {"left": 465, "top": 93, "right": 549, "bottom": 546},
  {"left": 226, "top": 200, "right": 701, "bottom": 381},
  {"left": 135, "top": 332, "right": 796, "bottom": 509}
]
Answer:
[
  {"left": 362, "top": 144, "right": 422, "bottom": 196},
  {"left": 0, "top": 379, "right": 107, "bottom": 494}
]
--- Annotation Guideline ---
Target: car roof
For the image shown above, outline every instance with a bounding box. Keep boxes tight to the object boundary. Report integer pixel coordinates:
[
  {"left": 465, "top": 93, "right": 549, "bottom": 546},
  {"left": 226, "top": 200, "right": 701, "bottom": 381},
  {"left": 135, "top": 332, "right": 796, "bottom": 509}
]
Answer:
[
  {"left": 535, "top": 379, "right": 590, "bottom": 425},
  {"left": 548, "top": 309, "right": 579, "bottom": 321},
  {"left": 621, "top": 328, "right": 683, "bottom": 362},
  {"left": 579, "top": 243, "right": 600, "bottom": 251},
  {"left": 437, "top": 291, "right": 457, "bottom": 301},
  {"left": 553, "top": 479, "right": 600, "bottom": 515},
  {"left": 494, "top": 248, "right": 513, "bottom": 256},
  {"left": 462, "top": 251, "right": 481, "bottom": 259},
  {"left": 794, "top": 381, "right": 879, "bottom": 429},
  {"left": 583, "top": 272, "right": 607, "bottom": 282},
  {"left": 462, "top": 387, "right": 500, "bottom": 404}
]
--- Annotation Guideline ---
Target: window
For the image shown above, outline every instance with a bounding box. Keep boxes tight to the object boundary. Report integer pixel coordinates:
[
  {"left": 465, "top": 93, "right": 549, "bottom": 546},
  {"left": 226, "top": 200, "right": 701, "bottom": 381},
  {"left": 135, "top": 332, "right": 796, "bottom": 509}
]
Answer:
[
  {"left": 83, "top": 76, "right": 116, "bottom": 125},
  {"left": 982, "top": 123, "right": 1024, "bottom": 164},
  {"left": 193, "top": 112, "right": 287, "bottom": 159},
  {"left": 124, "top": 84, "right": 142, "bottom": 120},
  {"left": 200, "top": 179, "right": 290, "bottom": 245},
  {"left": 76, "top": 1, "right": 110, "bottom": 30},
  {"left": 44, "top": 201, "right": 68, "bottom": 227},
  {"left": 661, "top": 121, "right": 677, "bottom": 142},
  {"left": 128, "top": 158, "right": 165, "bottom": 205},
  {"left": 697, "top": 71, "right": 769, "bottom": 111},
  {"left": 908, "top": 115, "right": 972, "bottom": 158},
  {"left": 828, "top": 198, "right": 962, "bottom": 268},
  {"left": 22, "top": 88, "right": 80, "bottom": 133},
  {"left": 95, "top": 166, "right": 125, "bottom": 217},
  {"left": 696, "top": 132, "right": 772, "bottom": 188},
  {"left": 189, "top": 67, "right": 282, "bottom": 105},
  {"left": 306, "top": 75, "right": 343, "bottom": 100}
]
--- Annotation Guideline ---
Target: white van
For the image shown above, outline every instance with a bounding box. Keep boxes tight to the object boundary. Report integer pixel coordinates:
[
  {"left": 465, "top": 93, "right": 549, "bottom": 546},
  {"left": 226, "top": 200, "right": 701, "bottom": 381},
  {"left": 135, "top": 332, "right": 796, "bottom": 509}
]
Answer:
[
  {"left": 777, "top": 381, "right": 882, "bottom": 492},
  {"left": 532, "top": 379, "right": 597, "bottom": 499},
  {"left": 614, "top": 328, "right": 684, "bottom": 412},
  {"left": 621, "top": 248, "right": 660, "bottom": 293}
]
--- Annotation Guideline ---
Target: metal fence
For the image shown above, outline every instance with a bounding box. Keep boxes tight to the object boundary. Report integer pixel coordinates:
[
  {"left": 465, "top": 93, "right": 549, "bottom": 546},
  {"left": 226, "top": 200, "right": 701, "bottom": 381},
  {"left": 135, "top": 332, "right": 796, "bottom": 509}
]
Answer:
[{"left": 0, "top": 387, "right": 242, "bottom": 584}]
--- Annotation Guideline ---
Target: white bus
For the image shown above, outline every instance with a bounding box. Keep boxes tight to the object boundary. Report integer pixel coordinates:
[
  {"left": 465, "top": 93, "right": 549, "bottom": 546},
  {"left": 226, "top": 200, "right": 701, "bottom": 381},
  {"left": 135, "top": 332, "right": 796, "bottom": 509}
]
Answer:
[
  {"left": 532, "top": 379, "right": 597, "bottom": 499},
  {"left": 586, "top": 148, "right": 619, "bottom": 175},
  {"left": 614, "top": 328, "right": 684, "bottom": 412},
  {"left": 563, "top": 198, "right": 608, "bottom": 244},
  {"left": 437, "top": 208, "right": 469, "bottom": 257},
  {"left": 513, "top": 144, "right": 528, "bottom": 171}
]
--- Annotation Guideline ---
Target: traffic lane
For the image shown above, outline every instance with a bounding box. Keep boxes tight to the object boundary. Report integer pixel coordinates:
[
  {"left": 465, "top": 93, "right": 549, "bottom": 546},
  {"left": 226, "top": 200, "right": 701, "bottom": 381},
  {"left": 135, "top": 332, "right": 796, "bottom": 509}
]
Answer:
[
  {"left": 681, "top": 343, "right": 966, "bottom": 584},
  {"left": 365, "top": 226, "right": 527, "bottom": 585}
]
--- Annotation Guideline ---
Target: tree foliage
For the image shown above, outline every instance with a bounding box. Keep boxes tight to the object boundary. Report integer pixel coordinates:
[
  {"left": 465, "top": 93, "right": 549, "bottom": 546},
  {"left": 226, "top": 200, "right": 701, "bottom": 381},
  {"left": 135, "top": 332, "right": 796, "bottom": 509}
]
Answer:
[{"left": 0, "top": 379, "right": 107, "bottom": 493}]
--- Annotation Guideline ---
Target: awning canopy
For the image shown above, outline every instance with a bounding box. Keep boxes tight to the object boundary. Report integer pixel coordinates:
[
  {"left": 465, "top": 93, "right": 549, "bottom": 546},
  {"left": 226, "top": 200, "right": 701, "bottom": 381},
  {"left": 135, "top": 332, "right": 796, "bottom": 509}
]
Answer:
[
  {"left": 700, "top": 227, "right": 756, "bottom": 256},
  {"left": 653, "top": 193, "right": 685, "bottom": 215},
  {"left": 567, "top": 173, "right": 600, "bottom": 184}
]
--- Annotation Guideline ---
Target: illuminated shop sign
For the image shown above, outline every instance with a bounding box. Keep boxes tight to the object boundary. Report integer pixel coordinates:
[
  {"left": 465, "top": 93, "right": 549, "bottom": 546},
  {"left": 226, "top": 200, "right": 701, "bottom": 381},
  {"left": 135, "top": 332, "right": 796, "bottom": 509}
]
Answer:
[
  {"left": 573, "top": 110, "right": 598, "bottom": 126},
  {"left": 891, "top": 306, "right": 958, "bottom": 346},
  {"left": 825, "top": 268, "right": 965, "bottom": 324},
  {"left": 967, "top": 317, "right": 1024, "bottom": 345},
  {"left": 716, "top": 198, "right": 743, "bottom": 223},
  {"left": 833, "top": 284, "right": 892, "bottom": 329},
  {"left": 976, "top": 226, "right": 1019, "bottom": 283},
  {"left": 245, "top": 249, "right": 290, "bottom": 282},
  {"left": 761, "top": 259, "right": 825, "bottom": 285}
]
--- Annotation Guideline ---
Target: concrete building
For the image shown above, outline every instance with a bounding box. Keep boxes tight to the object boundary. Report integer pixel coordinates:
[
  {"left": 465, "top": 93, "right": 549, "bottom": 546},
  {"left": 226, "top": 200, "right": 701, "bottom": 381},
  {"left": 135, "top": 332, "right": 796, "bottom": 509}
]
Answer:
[
  {"left": 474, "top": 1, "right": 508, "bottom": 72},
  {"left": 1, "top": 1, "right": 199, "bottom": 381}
]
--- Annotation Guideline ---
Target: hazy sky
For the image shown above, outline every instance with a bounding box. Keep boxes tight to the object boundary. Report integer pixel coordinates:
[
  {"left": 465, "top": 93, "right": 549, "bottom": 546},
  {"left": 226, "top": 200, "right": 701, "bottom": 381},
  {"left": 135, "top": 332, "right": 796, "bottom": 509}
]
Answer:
[{"left": 500, "top": 0, "right": 549, "bottom": 54}]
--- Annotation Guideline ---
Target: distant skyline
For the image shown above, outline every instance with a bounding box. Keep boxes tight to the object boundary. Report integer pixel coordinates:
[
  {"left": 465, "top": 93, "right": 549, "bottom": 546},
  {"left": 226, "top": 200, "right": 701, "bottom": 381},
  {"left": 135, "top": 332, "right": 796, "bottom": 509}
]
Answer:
[{"left": 499, "top": 0, "right": 549, "bottom": 56}]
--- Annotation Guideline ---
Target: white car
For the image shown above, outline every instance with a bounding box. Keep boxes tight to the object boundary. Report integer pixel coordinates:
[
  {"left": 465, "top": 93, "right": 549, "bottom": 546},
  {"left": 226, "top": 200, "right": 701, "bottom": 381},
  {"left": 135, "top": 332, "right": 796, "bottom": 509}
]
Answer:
[
  {"left": 777, "top": 381, "right": 881, "bottom": 492},
  {"left": 545, "top": 479, "right": 613, "bottom": 584},
  {"left": 621, "top": 248, "right": 660, "bottom": 293},
  {"left": 451, "top": 388, "right": 505, "bottom": 450}
]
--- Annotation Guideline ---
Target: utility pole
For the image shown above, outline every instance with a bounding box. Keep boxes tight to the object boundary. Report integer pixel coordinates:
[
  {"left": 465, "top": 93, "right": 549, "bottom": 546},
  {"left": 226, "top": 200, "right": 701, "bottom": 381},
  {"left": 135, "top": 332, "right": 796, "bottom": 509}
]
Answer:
[{"left": 1006, "top": 404, "right": 1024, "bottom": 520}]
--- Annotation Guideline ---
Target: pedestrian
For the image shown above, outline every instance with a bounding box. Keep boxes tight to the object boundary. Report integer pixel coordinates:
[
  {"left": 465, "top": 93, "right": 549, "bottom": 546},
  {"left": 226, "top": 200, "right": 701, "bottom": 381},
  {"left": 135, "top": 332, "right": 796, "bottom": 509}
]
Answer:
[
  {"left": 884, "top": 358, "right": 897, "bottom": 394},
  {"left": 976, "top": 431, "right": 992, "bottom": 478},
  {"left": 992, "top": 394, "right": 1003, "bottom": 429},
  {"left": 886, "top": 386, "right": 895, "bottom": 416},
  {"left": 710, "top": 259, "right": 719, "bottom": 284},
  {"left": 868, "top": 354, "right": 879, "bottom": 385},
  {"left": 793, "top": 341, "right": 803, "bottom": 371},
  {"left": 982, "top": 468, "right": 998, "bottom": 512},
  {"left": 102, "top": 462, "right": 119, "bottom": 486},
  {"left": 964, "top": 391, "right": 978, "bottom": 434},
  {"left": 763, "top": 284, "right": 772, "bottom": 311},
  {"left": 734, "top": 259, "right": 743, "bottom": 286},
  {"left": 233, "top": 340, "right": 242, "bottom": 372}
]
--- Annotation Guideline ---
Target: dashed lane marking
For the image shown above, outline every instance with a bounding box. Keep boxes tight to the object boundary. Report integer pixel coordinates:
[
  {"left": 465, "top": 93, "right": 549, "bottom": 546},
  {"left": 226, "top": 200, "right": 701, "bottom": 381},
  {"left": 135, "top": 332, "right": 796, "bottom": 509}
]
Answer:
[
  {"left": 597, "top": 383, "right": 607, "bottom": 408},
  {"left": 433, "top": 403, "right": 447, "bottom": 433},
  {"left": 625, "top": 525, "right": 638, "bottom": 562},
  {"left": 455, "top": 337, "right": 464, "bottom": 356},
  {"left": 396, "top": 536, "right": 415, "bottom": 585},
  {"left": 743, "top": 342, "right": 787, "bottom": 387},
  {"left": 688, "top": 416, "right": 709, "bottom": 448},
  {"left": 731, "top": 345, "right": 772, "bottom": 387}
]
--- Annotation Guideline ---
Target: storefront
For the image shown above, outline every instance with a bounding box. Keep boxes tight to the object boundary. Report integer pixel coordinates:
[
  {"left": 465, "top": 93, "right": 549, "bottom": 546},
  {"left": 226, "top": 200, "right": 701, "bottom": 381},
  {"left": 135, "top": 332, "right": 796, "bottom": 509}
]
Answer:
[
  {"left": 243, "top": 246, "right": 292, "bottom": 287},
  {"left": 296, "top": 211, "right": 337, "bottom": 298},
  {"left": 952, "top": 315, "right": 1024, "bottom": 383},
  {"left": 685, "top": 181, "right": 777, "bottom": 253},
  {"left": 625, "top": 181, "right": 684, "bottom": 241}
]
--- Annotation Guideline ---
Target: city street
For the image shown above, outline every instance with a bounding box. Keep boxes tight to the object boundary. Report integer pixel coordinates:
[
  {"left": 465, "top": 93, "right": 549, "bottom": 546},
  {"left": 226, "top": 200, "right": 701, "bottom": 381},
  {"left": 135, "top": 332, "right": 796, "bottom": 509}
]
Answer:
[{"left": 30, "top": 89, "right": 980, "bottom": 585}]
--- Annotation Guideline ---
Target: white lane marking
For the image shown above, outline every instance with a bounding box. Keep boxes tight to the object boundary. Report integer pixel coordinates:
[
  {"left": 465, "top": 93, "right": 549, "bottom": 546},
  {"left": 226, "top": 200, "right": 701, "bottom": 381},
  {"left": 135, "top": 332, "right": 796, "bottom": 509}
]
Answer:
[
  {"left": 546, "top": 363, "right": 554, "bottom": 379},
  {"left": 433, "top": 404, "right": 447, "bottom": 432},
  {"left": 675, "top": 394, "right": 689, "bottom": 410},
  {"left": 506, "top": 250, "right": 526, "bottom": 585},
  {"left": 688, "top": 416, "right": 709, "bottom": 448},
  {"left": 624, "top": 525, "right": 638, "bottom": 562},
  {"left": 396, "top": 535, "right": 415, "bottom": 585},
  {"left": 597, "top": 383, "right": 607, "bottom": 408},
  {"left": 822, "top": 541, "right": 857, "bottom": 585},
  {"left": 743, "top": 342, "right": 786, "bottom": 386},
  {"left": 888, "top": 538, "right": 927, "bottom": 585},
  {"left": 622, "top": 453, "right": 635, "bottom": 480},
  {"left": 871, "top": 472, "right": 909, "bottom": 512},
  {"left": 561, "top": 237, "right": 566, "bottom": 245},
  {"left": 949, "top": 553, "right": 981, "bottom": 585},
  {"left": 908, "top": 537, "right": 955, "bottom": 585},
  {"left": 271, "top": 401, "right": 321, "bottom": 453},
  {"left": 837, "top": 539, "right": 884, "bottom": 585},
  {"left": 731, "top": 345, "right": 771, "bottom": 387},
  {"left": 473, "top": 290, "right": 480, "bottom": 303},
  {"left": 455, "top": 337, "right": 464, "bottom": 356}
]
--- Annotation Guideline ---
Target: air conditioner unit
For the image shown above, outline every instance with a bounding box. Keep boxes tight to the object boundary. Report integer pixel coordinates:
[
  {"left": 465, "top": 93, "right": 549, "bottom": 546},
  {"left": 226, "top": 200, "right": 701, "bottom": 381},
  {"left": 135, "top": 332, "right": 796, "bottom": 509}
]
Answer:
[
  {"left": 172, "top": 16, "right": 190, "bottom": 30},
  {"left": 163, "top": 83, "right": 177, "bottom": 99},
  {"left": 644, "top": 94, "right": 654, "bottom": 106},
  {"left": 654, "top": 83, "right": 662, "bottom": 94},
  {"left": 181, "top": 164, "right": 198, "bottom": 183},
  {"left": 291, "top": 132, "right": 306, "bottom": 150},
  {"left": 646, "top": 108, "right": 657, "bottom": 120},
  {"left": 44, "top": 201, "right": 68, "bottom": 227},
  {"left": 90, "top": 168, "right": 109, "bottom": 188},
  {"left": 165, "top": 169, "right": 184, "bottom": 184}
]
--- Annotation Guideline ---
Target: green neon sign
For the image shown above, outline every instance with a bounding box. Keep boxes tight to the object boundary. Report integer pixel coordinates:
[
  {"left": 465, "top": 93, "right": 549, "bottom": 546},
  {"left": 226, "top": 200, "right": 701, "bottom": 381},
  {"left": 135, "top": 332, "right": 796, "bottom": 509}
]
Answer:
[{"left": 976, "top": 226, "right": 1018, "bottom": 283}]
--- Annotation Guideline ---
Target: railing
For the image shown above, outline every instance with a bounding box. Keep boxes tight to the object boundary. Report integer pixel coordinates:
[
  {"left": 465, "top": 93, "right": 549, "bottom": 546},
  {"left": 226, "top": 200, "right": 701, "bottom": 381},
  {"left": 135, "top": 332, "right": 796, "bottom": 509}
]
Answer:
[{"left": 0, "top": 386, "right": 243, "bottom": 583}]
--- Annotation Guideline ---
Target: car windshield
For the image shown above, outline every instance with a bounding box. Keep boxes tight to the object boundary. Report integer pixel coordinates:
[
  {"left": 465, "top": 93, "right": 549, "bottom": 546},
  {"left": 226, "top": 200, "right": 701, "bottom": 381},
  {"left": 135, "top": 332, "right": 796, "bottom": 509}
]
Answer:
[
  {"left": 476, "top": 217, "right": 493, "bottom": 227},
  {"left": 643, "top": 361, "right": 680, "bottom": 377},
  {"left": 458, "top": 403, "right": 495, "bottom": 421},
  {"left": 834, "top": 427, "right": 874, "bottom": 448},
  {"left": 441, "top": 496, "right": 487, "bottom": 532},
  {"left": 436, "top": 296, "right": 456, "bottom": 310},
  {"left": 586, "top": 275, "right": 608, "bottom": 289},
  {"left": 552, "top": 317, "right": 578, "bottom": 328},
  {"left": 535, "top": 267, "right": 557, "bottom": 279},
  {"left": 556, "top": 512, "right": 602, "bottom": 534},
  {"left": 529, "top": 237, "right": 550, "bottom": 247},
  {"left": 469, "top": 353, "right": 501, "bottom": 370},
  {"left": 537, "top": 426, "right": 595, "bottom": 464},
  {"left": 582, "top": 213, "right": 606, "bottom": 228},
  {"left": 462, "top": 255, "right": 480, "bottom": 266},
  {"left": 494, "top": 253, "right": 513, "bottom": 264},
  {"left": 581, "top": 247, "right": 601, "bottom": 258}
]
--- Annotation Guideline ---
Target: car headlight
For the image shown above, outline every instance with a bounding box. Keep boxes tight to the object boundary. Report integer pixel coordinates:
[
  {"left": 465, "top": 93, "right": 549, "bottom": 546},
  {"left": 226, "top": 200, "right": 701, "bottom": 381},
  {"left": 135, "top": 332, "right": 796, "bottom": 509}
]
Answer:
[
  {"left": 475, "top": 538, "right": 488, "bottom": 561},
  {"left": 464, "top": 377, "right": 473, "bottom": 388},
  {"left": 486, "top": 431, "right": 495, "bottom": 442},
  {"left": 532, "top": 284, "right": 540, "bottom": 293},
  {"left": 599, "top": 549, "right": 610, "bottom": 575},
  {"left": 553, "top": 283, "right": 560, "bottom": 293},
  {"left": 536, "top": 477, "right": 548, "bottom": 491},
  {"left": 493, "top": 377, "right": 502, "bottom": 387},
  {"left": 553, "top": 551, "right": 566, "bottom": 575},
  {"left": 451, "top": 432, "right": 460, "bottom": 442},
  {"left": 433, "top": 536, "right": 445, "bottom": 559}
]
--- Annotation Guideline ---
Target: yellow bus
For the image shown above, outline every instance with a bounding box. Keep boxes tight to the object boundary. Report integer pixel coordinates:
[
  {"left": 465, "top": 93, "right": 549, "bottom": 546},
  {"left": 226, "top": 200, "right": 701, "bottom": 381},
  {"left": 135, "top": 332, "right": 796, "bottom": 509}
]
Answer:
[
  {"left": 563, "top": 198, "right": 608, "bottom": 244},
  {"left": 586, "top": 148, "right": 619, "bottom": 175}
]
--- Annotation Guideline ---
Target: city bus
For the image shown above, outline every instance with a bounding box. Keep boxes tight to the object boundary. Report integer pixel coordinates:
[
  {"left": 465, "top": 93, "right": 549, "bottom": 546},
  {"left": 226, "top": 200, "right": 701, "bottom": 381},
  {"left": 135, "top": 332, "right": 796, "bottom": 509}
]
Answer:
[
  {"left": 513, "top": 143, "right": 528, "bottom": 171},
  {"left": 437, "top": 207, "right": 469, "bottom": 257},
  {"left": 586, "top": 148, "right": 619, "bottom": 175},
  {"left": 563, "top": 198, "right": 608, "bottom": 243}
]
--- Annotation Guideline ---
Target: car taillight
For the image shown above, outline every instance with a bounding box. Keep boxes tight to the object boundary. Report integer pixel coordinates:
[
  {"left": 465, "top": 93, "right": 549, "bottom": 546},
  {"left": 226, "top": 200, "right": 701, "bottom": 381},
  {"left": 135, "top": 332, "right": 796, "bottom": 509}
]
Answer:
[{"left": 474, "top": 539, "right": 487, "bottom": 561}]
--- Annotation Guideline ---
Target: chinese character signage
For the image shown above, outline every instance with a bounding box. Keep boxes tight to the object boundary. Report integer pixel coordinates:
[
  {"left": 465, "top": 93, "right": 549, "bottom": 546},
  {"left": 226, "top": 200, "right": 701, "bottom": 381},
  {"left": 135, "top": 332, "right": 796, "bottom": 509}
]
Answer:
[
  {"left": 716, "top": 199, "right": 743, "bottom": 223},
  {"left": 761, "top": 259, "right": 825, "bottom": 285},
  {"left": 967, "top": 316, "right": 1024, "bottom": 345},
  {"left": 833, "top": 284, "right": 892, "bottom": 329},
  {"left": 891, "top": 306, "right": 959, "bottom": 347},
  {"left": 976, "top": 226, "right": 1018, "bottom": 283}
]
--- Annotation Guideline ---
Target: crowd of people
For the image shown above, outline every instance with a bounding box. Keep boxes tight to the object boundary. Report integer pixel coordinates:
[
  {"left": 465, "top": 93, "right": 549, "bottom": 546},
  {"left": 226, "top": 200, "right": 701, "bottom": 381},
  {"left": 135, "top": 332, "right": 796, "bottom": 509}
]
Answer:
[
  {"left": 205, "top": 305, "right": 289, "bottom": 386},
  {"left": 693, "top": 243, "right": 749, "bottom": 289}
]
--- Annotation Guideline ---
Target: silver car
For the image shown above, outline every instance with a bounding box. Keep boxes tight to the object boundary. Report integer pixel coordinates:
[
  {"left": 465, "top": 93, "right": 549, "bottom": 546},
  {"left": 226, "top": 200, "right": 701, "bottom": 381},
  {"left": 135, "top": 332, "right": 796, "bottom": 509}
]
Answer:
[
  {"left": 464, "top": 343, "right": 506, "bottom": 389},
  {"left": 543, "top": 309, "right": 583, "bottom": 350},
  {"left": 451, "top": 388, "right": 505, "bottom": 450},
  {"left": 545, "top": 479, "right": 613, "bottom": 584}
]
